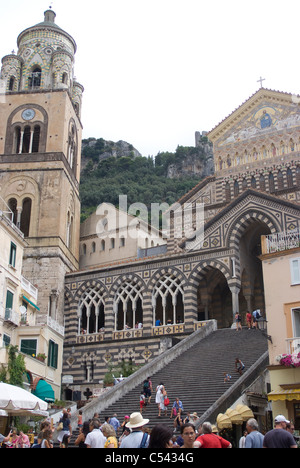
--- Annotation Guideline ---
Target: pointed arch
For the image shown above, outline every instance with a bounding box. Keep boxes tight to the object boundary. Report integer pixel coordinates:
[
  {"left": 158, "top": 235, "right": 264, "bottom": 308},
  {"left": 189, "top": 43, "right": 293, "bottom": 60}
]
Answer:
[
  {"left": 227, "top": 209, "right": 279, "bottom": 251},
  {"left": 76, "top": 281, "right": 108, "bottom": 335},
  {"left": 2, "top": 175, "right": 40, "bottom": 237},
  {"left": 190, "top": 259, "right": 232, "bottom": 286},
  {"left": 190, "top": 261, "right": 232, "bottom": 328},
  {"left": 112, "top": 276, "right": 145, "bottom": 330},
  {"left": 150, "top": 268, "right": 186, "bottom": 326}
]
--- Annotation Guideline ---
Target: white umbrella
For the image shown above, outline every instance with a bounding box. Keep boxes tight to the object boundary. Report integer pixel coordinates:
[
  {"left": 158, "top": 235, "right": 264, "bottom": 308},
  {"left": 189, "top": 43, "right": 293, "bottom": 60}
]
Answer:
[
  {"left": 0, "top": 409, "right": 49, "bottom": 417},
  {"left": 0, "top": 382, "right": 48, "bottom": 415}
]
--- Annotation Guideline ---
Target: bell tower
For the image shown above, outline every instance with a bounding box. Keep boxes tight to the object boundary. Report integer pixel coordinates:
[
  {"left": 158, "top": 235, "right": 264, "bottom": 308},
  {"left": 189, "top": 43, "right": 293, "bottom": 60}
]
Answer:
[{"left": 0, "top": 9, "right": 84, "bottom": 325}]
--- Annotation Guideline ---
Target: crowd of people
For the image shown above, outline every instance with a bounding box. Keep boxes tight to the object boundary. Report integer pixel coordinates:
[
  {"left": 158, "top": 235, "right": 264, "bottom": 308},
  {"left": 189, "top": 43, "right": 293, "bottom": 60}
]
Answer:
[
  {"left": 0, "top": 410, "right": 297, "bottom": 448},
  {"left": 0, "top": 378, "right": 297, "bottom": 449}
]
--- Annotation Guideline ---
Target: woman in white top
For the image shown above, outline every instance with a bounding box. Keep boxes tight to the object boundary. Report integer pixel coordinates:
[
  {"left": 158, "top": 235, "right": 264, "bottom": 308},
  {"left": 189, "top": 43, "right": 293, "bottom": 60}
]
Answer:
[{"left": 156, "top": 382, "right": 166, "bottom": 417}]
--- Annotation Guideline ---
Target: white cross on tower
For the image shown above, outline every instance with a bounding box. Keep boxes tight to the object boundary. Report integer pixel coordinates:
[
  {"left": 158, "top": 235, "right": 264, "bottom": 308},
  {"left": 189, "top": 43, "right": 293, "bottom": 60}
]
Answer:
[{"left": 257, "top": 76, "right": 266, "bottom": 88}]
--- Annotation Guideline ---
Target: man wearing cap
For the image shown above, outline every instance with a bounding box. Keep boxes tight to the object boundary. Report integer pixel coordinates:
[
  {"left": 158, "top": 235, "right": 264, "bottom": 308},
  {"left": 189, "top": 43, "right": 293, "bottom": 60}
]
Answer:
[
  {"left": 263, "top": 415, "right": 297, "bottom": 448},
  {"left": 120, "top": 412, "right": 149, "bottom": 448}
]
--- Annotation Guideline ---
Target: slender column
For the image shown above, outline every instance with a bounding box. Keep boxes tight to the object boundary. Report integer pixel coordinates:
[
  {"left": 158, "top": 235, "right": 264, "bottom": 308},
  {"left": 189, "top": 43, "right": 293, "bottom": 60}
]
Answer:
[
  {"left": 18, "top": 130, "right": 24, "bottom": 154},
  {"left": 162, "top": 296, "right": 166, "bottom": 325},
  {"left": 77, "top": 308, "right": 82, "bottom": 335},
  {"left": 230, "top": 285, "right": 240, "bottom": 326},
  {"left": 29, "top": 130, "right": 34, "bottom": 153},
  {"left": 95, "top": 306, "right": 99, "bottom": 333},
  {"left": 123, "top": 302, "right": 127, "bottom": 329},
  {"left": 172, "top": 294, "right": 177, "bottom": 324},
  {"left": 86, "top": 306, "right": 90, "bottom": 334}
]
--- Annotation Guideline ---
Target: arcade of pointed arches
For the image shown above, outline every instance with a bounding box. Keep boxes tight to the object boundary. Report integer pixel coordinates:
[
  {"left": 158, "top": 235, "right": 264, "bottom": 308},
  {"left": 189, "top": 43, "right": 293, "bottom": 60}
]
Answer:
[{"left": 74, "top": 213, "right": 278, "bottom": 336}]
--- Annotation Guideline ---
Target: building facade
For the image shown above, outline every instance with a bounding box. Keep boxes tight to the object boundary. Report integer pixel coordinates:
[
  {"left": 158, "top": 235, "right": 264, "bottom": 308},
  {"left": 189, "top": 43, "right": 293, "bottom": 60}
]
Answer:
[
  {"left": 63, "top": 89, "right": 300, "bottom": 400},
  {"left": 261, "top": 230, "right": 300, "bottom": 428},
  {"left": 79, "top": 203, "right": 166, "bottom": 270},
  {"left": 0, "top": 196, "right": 63, "bottom": 401},
  {"left": 1, "top": 10, "right": 300, "bottom": 403}
]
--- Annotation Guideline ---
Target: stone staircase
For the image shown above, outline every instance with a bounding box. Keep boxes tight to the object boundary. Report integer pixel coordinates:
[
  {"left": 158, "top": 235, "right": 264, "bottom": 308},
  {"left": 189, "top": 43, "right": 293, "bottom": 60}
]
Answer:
[{"left": 76, "top": 328, "right": 268, "bottom": 433}]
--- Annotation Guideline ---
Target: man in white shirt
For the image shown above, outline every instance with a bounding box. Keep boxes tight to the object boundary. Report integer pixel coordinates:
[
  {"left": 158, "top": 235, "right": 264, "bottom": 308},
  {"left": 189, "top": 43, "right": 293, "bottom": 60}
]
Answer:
[{"left": 85, "top": 418, "right": 106, "bottom": 448}]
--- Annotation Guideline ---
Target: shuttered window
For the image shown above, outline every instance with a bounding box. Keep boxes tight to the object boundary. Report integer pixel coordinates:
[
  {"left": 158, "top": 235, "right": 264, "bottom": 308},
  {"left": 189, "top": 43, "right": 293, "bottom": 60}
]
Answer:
[{"left": 48, "top": 340, "right": 58, "bottom": 369}]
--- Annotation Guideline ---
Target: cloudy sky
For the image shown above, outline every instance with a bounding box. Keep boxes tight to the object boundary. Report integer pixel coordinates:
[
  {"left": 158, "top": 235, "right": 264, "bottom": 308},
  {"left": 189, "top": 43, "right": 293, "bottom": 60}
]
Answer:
[{"left": 1, "top": 0, "right": 300, "bottom": 156}]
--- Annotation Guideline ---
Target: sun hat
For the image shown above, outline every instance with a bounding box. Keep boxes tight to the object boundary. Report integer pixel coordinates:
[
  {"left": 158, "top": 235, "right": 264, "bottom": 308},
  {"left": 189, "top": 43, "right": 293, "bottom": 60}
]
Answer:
[
  {"left": 274, "top": 415, "right": 290, "bottom": 424},
  {"left": 126, "top": 412, "right": 149, "bottom": 428}
]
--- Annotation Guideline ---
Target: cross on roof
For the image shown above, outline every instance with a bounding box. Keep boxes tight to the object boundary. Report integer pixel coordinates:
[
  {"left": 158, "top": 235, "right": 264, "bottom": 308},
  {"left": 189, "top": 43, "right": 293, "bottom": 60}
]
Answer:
[{"left": 257, "top": 76, "right": 266, "bottom": 88}]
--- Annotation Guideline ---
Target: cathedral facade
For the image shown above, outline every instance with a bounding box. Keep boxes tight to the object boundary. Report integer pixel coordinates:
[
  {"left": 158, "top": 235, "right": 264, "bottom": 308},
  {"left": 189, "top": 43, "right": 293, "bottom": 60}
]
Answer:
[
  {"left": 63, "top": 89, "right": 300, "bottom": 400},
  {"left": 1, "top": 11, "right": 300, "bottom": 401}
]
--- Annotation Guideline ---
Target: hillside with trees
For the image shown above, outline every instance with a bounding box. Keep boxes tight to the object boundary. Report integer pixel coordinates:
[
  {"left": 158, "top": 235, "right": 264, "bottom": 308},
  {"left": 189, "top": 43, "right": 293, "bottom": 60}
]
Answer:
[{"left": 80, "top": 137, "right": 213, "bottom": 222}]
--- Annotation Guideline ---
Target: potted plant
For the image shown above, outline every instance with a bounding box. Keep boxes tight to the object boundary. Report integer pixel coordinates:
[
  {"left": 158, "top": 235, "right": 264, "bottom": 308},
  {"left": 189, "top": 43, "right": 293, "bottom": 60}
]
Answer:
[
  {"left": 103, "top": 371, "right": 114, "bottom": 387},
  {"left": 37, "top": 353, "right": 46, "bottom": 363}
]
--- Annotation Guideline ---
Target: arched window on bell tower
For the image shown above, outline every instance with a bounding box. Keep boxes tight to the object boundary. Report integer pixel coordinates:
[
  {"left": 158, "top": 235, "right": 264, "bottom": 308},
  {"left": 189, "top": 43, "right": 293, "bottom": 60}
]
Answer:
[
  {"left": 14, "top": 124, "right": 41, "bottom": 154},
  {"left": 32, "top": 125, "right": 40, "bottom": 153},
  {"left": 28, "top": 67, "right": 42, "bottom": 89},
  {"left": 22, "top": 126, "right": 31, "bottom": 153},
  {"left": 8, "top": 198, "right": 18, "bottom": 226},
  {"left": 62, "top": 72, "right": 68, "bottom": 85},
  {"left": 14, "top": 126, "right": 21, "bottom": 153},
  {"left": 9, "top": 76, "right": 15, "bottom": 91},
  {"left": 66, "top": 211, "right": 74, "bottom": 250},
  {"left": 20, "top": 198, "right": 32, "bottom": 237},
  {"left": 67, "top": 120, "right": 78, "bottom": 174}
]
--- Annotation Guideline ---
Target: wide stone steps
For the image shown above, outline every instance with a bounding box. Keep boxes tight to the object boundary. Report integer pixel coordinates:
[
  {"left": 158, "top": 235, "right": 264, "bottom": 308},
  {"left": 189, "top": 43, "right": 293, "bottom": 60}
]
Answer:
[{"left": 96, "top": 328, "right": 268, "bottom": 431}]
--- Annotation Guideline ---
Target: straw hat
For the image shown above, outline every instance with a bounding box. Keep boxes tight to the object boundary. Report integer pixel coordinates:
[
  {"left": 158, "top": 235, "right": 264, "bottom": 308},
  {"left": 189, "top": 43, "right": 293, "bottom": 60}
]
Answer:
[{"left": 126, "top": 412, "right": 149, "bottom": 428}]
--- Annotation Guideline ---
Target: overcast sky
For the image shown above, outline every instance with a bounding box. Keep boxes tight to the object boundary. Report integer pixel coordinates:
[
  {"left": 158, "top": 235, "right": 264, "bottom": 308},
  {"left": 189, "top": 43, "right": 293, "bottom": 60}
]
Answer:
[{"left": 1, "top": 0, "right": 300, "bottom": 156}]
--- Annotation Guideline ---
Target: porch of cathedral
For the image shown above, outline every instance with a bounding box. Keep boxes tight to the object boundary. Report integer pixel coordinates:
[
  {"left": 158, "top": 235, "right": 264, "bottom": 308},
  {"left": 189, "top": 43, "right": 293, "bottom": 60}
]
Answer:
[{"left": 64, "top": 259, "right": 254, "bottom": 348}]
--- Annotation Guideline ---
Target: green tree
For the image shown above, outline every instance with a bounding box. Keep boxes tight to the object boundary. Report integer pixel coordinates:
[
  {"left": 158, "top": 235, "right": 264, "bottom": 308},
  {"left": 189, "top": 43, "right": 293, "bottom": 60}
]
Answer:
[
  {"left": 6, "top": 345, "right": 26, "bottom": 388},
  {"left": 79, "top": 139, "right": 208, "bottom": 221}
]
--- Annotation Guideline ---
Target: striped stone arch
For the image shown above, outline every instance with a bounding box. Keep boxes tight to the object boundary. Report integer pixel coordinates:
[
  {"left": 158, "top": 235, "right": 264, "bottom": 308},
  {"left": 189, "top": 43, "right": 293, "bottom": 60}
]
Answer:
[
  {"left": 226, "top": 209, "right": 279, "bottom": 250},
  {"left": 148, "top": 266, "right": 188, "bottom": 291},
  {"left": 187, "top": 259, "right": 234, "bottom": 328},
  {"left": 74, "top": 279, "right": 109, "bottom": 303},
  {"left": 109, "top": 273, "right": 147, "bottom": 296},
  {"left": 189, "top": 260, "right": 232, "bottom": 288}
]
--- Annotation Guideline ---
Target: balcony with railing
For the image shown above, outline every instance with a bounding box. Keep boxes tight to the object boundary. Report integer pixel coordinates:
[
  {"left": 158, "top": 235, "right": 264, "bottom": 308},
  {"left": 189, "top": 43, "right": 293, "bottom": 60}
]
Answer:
[
  {"left": 21, "top": 276, "right": 38, "bottom": 301},
  {"left": 0, "top": 197, "right": 13, "bottom": 222},
  {"left": 286, "top": 337, "right": 300, "bottom": 355},
  {"left": 262, "top": 228, "right": 300, "bottom": 255},
  {"left": 47, "top": 316, "right": 65, "bottom": 337}
]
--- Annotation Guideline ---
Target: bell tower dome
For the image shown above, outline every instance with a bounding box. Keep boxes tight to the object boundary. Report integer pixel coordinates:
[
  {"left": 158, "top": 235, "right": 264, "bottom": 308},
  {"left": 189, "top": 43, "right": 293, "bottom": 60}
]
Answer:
[
  {"left": 1, "top": 9, "right": 83, "bottom": 117},
  {"left": 0, "top": 9, "right": 84, "bottom": 326}
]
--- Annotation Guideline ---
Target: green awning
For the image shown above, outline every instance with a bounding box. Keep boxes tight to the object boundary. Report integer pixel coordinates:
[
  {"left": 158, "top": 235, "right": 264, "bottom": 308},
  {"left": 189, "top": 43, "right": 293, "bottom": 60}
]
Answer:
[
  {"left": 22, "top": 295, "right": 40, "bottom": 311},
  {"left": 32, "top": 379, "right": 55, "bottom": 403}
]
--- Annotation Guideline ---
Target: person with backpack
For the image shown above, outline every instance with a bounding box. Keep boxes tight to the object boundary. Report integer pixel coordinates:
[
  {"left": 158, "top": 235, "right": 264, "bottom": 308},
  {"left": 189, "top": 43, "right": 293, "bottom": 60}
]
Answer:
[
  {"left": 252, "top": 309, "right": 261, "bottom": 329},
  {"left": 143, "top": 377, "right": 152, "bottom": 404},
  {"left": 120, "top": 412, "right": 150, "bottom": 448}
]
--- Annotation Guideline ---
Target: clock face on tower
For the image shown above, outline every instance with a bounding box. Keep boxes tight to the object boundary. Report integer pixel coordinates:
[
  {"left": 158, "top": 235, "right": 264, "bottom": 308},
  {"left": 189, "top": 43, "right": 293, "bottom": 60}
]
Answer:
[{"left": 22, "top": 108, "right": 36, "bottom": 121}]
